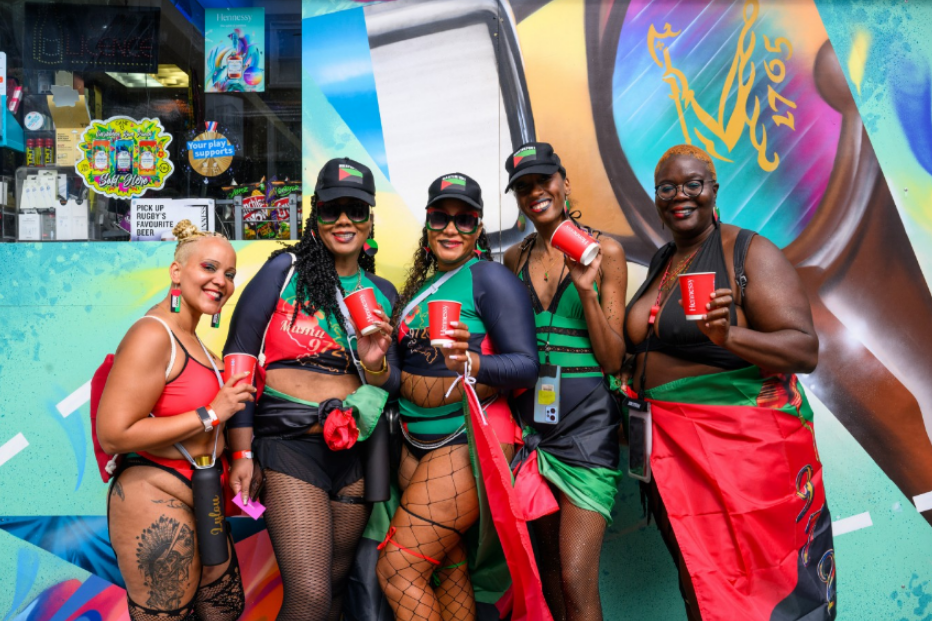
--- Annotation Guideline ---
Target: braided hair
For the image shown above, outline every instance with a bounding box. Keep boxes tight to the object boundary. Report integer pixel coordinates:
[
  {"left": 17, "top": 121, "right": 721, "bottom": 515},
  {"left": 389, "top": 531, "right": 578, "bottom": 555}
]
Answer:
[
  {"left": 392, "top": 226, "right": 493, "bottom": 327},
  {"left": 270, "top": 195, "right": 376, "bottom": 330},
  {"left": 172, "top": 219, "right": 227, "bottom": 263}
]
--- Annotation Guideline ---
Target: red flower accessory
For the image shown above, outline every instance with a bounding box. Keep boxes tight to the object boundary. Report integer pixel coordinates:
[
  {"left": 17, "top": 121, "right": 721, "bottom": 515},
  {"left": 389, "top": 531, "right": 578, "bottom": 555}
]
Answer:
[{"left": 323, "top": 407, "right": 359, "bottom": 451}]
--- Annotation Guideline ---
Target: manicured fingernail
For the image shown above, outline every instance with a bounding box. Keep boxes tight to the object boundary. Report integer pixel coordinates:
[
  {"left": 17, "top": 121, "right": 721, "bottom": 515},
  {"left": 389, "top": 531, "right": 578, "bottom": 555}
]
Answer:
[
  {"left": 449, "top": 321, "right": 459, "bottom": 327},
  {"left": 449, "top": 355, "right": 459, "bottom": 360}
]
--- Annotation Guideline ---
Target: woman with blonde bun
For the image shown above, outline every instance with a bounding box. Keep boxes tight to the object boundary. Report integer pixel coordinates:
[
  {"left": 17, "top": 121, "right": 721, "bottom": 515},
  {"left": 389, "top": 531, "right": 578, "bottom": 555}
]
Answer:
[{"left": 98, "top": 220, "right": 254, "bottom": 621}]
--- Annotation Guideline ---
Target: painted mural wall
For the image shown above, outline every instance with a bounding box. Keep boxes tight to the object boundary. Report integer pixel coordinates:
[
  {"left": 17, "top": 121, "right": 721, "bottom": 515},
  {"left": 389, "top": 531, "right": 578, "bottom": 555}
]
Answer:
[{"left": 2, "top": 0, "right": 932, "bottom": 619}]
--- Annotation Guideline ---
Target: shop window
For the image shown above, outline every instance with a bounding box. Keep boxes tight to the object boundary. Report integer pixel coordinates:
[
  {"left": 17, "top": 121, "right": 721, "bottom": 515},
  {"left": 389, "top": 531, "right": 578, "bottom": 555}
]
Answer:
[{"left": 0, "top": 0, "right": 301, "bottom": 242}]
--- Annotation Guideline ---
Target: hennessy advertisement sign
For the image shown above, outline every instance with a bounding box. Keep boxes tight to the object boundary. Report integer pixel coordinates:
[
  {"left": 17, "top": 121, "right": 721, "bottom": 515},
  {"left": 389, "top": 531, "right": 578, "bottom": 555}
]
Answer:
[{"left": 25, "top": 4, "right": 160, "bottom": 73}]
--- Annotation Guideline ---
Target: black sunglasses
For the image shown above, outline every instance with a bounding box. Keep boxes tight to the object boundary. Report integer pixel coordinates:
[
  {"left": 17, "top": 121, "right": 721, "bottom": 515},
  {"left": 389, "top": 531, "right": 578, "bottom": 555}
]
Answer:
[
  {"left": 317, "top": 200, "right": 371, "bottom": 224},
  {"left": 425, "top": 208, "right": 481, "bottom": 234}
]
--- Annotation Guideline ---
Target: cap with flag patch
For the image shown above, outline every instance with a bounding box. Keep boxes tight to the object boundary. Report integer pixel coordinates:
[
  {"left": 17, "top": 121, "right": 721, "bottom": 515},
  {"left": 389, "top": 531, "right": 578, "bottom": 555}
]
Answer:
[
  {"left": 504, "top": 141, "right": 565, "bottom": 192},
  {"left": 315, "top": 157, "right": 377, "bottom": 205},
  {"left": 426, "top": 172, "right": 483, "bottom": 212}
]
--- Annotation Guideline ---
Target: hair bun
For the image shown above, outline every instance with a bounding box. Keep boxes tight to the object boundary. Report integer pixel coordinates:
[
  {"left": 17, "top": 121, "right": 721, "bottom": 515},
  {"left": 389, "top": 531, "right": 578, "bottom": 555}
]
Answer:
[{"left": 173, "top": 219, "right": 200, "bottom": 241}]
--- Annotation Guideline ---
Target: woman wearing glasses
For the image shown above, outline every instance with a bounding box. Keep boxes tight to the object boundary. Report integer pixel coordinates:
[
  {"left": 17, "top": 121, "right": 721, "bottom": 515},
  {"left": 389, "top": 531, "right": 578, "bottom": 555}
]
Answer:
[
  {"left": 501, "top": 142, "right": 627, "bottom": 621},
  {"left": 376, "top": 173, "right": 539, "bottom": 621},
  {"left": 623, "top": 145, "right": 832, "bottom": 619},
  {"left": 224, "top": 158, "right": 400, "bottom": 621}
]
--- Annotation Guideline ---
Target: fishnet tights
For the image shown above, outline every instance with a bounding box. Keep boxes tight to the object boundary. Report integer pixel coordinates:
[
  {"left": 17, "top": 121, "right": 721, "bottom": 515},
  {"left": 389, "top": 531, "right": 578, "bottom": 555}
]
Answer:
[
  {"left": 533, "top": 492, "right": 608, "bottom": 621},
  {"left": 400, "top": 373, "right": 496, "bottom": 409},
  {"left": 194, "top": 545, "right": 245, "bottom": 621},
  {"left": 377, "top": 444, "right": 478, "bottom": 621},
  {"left": 127, "top": 600, "right": 194, "bottom": 621},
  {"left": 262, "top": 469, "right": 371, "bottom": 621}
]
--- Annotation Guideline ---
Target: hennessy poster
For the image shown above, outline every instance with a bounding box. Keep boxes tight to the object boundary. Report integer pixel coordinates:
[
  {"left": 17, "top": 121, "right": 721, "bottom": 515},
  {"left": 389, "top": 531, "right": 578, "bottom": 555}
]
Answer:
[
  {"left": 24, "top": 4, "right": 160, "bottom": 73},
  {"left": 205, "top": 8, "right": 266, "bottom": 93}
]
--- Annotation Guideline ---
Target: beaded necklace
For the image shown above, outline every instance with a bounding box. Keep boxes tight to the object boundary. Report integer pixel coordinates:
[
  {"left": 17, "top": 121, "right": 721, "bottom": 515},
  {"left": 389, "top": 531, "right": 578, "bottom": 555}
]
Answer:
[{"left": 648, "top": 248, "right": 700, "bottom": 325}]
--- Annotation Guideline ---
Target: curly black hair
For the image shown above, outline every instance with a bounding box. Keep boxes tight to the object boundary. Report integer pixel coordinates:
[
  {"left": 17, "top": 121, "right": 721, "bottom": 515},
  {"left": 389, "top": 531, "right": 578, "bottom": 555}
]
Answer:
[
  {"left": 391, "top": 225, "right": 493, "bottom": 327},
  {"left": 270, "top": 195, "right": 376, "bottom": 330}
]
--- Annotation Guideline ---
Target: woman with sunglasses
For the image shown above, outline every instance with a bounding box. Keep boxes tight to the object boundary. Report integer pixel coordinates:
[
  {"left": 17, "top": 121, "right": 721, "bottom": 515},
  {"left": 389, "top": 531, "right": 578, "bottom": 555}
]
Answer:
[
  {"left": 376, "top": 173, "right": 539, "bottom": 621},
  {"left": 502, "top": 142, "right": 627, "bottom": 621},
  {"left": 224, "top": 158, "right": 400, "bottom": 621}
]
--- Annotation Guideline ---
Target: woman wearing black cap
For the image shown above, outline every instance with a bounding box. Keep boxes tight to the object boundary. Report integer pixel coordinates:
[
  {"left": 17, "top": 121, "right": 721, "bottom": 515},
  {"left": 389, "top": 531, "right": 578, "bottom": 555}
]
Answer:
[
  {"left": 376, "top": 173, "right": 539, "bottom": 620},
  {"left": 503, "top": 142, "right": 627, "bottom": 621},
  {"left": 223, "top": 158, "right": 401, "bottom": 621}
]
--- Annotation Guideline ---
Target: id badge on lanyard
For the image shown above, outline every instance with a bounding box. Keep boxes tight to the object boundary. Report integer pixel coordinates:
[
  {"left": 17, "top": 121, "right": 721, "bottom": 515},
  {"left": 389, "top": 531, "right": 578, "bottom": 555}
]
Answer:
[
  {"left": 534, "top": 363, "right": 561, "bottom": 425},
  {"left": 624, "top": 396, "right": 652, "bottom": 482}
]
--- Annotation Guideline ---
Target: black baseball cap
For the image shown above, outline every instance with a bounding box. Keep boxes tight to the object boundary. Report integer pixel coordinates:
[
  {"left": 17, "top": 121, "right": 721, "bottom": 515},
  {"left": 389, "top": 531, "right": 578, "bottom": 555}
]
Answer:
[
  {"left": 504, "top": 141, "right": 566, "bottom": 192},
  {"left": 426, "top": 172, "right": 483, "bottom": 212},
  {"left": 314, "top": 157, "right": 377, "bottom": 205}
]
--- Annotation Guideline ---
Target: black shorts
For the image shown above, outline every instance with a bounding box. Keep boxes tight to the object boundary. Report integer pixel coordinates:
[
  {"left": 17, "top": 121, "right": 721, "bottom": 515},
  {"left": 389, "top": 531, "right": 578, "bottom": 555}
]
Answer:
[
  {"left": 253, "top": 392, "right": 365, "bottom": 494},
  {"left": 255, "top": 433, "right": 364, "bottom": 494}
]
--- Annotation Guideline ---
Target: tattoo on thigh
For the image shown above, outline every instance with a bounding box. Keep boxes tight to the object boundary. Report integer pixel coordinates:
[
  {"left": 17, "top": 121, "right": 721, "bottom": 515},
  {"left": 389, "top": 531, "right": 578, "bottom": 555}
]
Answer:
[
  {"left": 151, "top": 498, "right": 193, "bottom": 514},
  {"left": 112, "top": 481, "right": 125, "bottom": 501},
  {"left": 135, "top": 516, "right": 195, "bottom": 610}
]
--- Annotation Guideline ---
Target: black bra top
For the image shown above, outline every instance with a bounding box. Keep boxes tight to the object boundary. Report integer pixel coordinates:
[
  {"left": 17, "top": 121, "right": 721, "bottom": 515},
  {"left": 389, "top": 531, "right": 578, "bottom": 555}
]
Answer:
[{"left": 624, "top": 226, "right": 754, "bottom": 370}]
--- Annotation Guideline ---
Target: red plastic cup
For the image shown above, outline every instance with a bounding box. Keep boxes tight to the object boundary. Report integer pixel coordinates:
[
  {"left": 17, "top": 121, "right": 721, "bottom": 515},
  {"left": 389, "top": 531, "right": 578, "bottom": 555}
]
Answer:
[
  {"left": 550, "top": 220, "right": 600, "bottom": 266},
  {"left": 344, "top": 287, "right": 381, "bottom": 336},
  {"left": 223, "top": 353, "right": 257, "bottom": 386},
  {"left": 677, "top": 272, "right": 716, "bottom": 320},
  {"left": 428, "top": 300, "right": 462, "bottom": 348}
]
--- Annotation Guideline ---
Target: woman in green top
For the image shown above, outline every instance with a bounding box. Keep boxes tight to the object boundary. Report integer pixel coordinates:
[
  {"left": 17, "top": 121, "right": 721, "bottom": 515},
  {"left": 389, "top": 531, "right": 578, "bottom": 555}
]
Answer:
[
  {"left": 502, "top": 142, "right": 628, "bottom": 621},
  {"left": 377, "top": 172, "right": 539, "bottom": 621}
]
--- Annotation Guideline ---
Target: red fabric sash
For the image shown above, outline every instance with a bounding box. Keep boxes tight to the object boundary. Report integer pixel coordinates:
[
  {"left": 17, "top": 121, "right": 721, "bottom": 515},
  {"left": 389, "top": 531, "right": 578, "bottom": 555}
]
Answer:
[
  {"left": 512, "top": 451, "right": 559, "bottom": 522},
  {"left": 648, "top": 397, "right": 833, "bottom": 620},
  {"left": 464, "top": 383, "right": 553, "bottom": 621}
]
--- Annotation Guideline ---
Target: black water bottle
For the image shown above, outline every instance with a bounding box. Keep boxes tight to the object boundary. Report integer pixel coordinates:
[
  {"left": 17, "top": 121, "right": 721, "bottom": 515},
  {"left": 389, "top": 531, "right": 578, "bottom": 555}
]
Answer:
[
  {"left": 192, "top": 456, "right": 229, "bottom": 566},
  {"left": 363, "top": 416, "right": 390, "bottom": 502}
]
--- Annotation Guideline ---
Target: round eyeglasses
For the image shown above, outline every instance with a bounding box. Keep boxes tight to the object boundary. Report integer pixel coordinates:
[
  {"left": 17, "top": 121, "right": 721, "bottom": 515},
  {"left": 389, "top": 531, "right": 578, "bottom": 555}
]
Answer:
[{"left": 654, "top": 180, "right": 705, "bottom": 201}]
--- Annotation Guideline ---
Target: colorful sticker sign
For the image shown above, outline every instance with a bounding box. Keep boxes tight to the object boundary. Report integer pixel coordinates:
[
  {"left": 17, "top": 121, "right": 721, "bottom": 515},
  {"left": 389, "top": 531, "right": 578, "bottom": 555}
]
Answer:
[
  {"left": 75, "top": 116, "right": 173, "bottom": 198},
  {"left": 205, "top": 8, "right": 265, "bottom": 93},
  {"left": 187, "top": 122, "right": 235, "bottom": 177}
]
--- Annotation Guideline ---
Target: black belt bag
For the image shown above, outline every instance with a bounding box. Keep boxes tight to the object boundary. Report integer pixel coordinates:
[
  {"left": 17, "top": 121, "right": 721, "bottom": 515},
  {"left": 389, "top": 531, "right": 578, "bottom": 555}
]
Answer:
[{"left": 254, "top": 394, "right": 347, "bottom": 439}]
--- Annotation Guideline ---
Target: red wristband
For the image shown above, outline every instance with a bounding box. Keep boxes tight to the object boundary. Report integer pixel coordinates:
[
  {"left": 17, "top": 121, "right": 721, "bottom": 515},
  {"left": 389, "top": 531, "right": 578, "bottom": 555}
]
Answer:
[{"left": 233, "top": 450, "right": 253, "bottom": 460}]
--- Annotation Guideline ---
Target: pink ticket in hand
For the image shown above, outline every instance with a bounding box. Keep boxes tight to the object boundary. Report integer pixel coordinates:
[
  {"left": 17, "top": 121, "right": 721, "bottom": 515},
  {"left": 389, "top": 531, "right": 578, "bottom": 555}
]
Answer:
[{"left": 232, "top": 493, "right": 266, "bottom": 520}]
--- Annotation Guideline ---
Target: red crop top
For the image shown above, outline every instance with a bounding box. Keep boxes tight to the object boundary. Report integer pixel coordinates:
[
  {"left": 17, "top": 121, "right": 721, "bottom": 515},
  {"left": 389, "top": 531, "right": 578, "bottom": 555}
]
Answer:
[{"left": 152, "top": 334, "right": 223, "bottom": 417}]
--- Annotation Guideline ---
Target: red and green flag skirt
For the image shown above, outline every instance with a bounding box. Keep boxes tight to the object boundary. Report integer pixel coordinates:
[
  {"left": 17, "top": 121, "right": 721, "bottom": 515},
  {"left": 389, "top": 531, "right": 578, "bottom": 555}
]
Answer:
[{"left": 641, "top": 366, "right": 836, "bottom": 621}]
